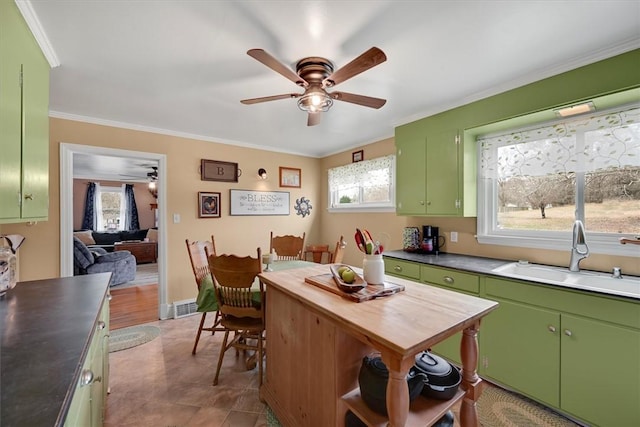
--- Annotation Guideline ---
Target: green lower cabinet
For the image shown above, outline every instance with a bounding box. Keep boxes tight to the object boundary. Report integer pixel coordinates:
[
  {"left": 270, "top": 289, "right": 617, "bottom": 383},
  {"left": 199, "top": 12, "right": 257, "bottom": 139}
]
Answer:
[
  {"left": 480, "top": 298, "right": 560, "bottom": 407},
  {"left": 560, "top": 314, "right": 640, "bottom": 427}
]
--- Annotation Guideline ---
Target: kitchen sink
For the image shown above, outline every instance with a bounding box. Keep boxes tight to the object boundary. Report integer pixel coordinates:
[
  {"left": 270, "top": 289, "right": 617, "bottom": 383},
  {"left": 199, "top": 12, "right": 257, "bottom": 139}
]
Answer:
[{"left": 491, "top": 261, "right": 640, "bottom": 299}]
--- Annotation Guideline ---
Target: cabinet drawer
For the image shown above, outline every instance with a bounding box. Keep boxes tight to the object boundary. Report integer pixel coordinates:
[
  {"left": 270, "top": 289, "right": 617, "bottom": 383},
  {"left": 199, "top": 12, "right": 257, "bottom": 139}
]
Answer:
[
  {"left": 421, "top": 266, "right": 479, "bottom": 294},
  {"left": 384, "top": 258, "right": 420, "bottom": 280}
]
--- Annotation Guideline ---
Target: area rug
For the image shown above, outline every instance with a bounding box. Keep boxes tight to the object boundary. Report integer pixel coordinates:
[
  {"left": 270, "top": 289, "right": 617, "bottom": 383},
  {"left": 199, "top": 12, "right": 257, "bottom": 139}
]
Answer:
[
  {"left": 109, "top": 324, "right": 160, "bottom": 353},
  {"left": 265, "top": 384, "right": 579, "bottom": 427},
  {"left": 112, "top": 262, "right": 158, "bottom": 289}
]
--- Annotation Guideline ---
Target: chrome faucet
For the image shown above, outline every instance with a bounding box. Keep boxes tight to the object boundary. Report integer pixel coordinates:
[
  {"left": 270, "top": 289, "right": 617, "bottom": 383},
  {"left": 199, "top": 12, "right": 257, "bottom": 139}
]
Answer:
[{"left": 569, "top": 220, "right": 589, "bottom": 272}]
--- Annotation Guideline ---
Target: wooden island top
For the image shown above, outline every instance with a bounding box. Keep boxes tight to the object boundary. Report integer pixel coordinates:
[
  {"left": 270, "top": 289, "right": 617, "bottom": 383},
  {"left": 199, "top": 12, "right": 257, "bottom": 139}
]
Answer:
[{"left": 259, "top": 264, "right": 498, "bottom": 427}]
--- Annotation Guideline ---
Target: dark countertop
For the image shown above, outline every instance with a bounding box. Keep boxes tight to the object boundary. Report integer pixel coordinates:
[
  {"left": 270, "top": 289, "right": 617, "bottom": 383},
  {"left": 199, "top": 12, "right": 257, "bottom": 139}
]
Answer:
[
  {"left": 384, "top": 250, "right": 509, "bottom": 275},
  {"left": 383, "top": 250, "right": 639, "bottom": 300},
  {"left": 0, "top": 273, "right": 110, "bottom": 427}
]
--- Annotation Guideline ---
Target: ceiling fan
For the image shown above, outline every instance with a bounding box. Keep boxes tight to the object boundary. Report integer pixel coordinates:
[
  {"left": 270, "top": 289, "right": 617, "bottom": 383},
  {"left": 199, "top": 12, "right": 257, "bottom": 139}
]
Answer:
[
  {"left": 241, "top": 47, "right": 387, "bottom": 126},
  {"left": 119, "top": 166, "right": 158, "bottom": 182}
]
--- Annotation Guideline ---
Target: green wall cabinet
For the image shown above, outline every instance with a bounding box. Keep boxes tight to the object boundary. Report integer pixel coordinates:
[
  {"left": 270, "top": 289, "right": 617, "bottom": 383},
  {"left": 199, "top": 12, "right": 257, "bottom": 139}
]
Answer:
[
  {"left": 395, "top": 125, "right": 467, "bottom": 216},
  {"left": 0, "top": 1, "right": 50, "bottom": 223}
]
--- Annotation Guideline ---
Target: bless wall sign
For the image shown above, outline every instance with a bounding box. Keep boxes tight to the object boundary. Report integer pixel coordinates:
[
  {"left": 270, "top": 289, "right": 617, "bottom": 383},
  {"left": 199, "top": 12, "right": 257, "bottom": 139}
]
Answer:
[{"left": 230, "top": 190, "right": 290, "bottom": 216}]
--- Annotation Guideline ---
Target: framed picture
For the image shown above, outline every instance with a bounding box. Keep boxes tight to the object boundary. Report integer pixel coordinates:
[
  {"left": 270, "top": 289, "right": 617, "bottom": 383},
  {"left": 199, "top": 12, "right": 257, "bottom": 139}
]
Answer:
[
  {"left": 201, "top": 159, "right": 239, "bottom": 182},
  {"left": 352, "top": 150, "right": 364, "bottom": 163},
  {"left": 198, "top": 192, "right": 221, "bottom": 218},
  {"left": 279, "top": 167, "right": 301, "bottom": 188}
]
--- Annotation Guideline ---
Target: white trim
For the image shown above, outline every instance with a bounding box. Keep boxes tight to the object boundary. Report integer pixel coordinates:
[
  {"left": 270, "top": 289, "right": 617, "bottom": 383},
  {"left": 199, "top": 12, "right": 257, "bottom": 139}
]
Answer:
[
  {"left": 60, "top": 143, "right": 170, "bottom": 319},
  {"left": 49, "top": 110, "right": 318, "bottom": 159},
  {"left": 15, "top": 1, "right": 60, "bottom": 68}
]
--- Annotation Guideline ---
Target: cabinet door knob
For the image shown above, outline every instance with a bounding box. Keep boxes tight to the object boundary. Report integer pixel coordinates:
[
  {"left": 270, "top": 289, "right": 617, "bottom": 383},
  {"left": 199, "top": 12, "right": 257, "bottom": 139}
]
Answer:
[
  {"left": 24, "top": 194, "right": 33, "bottom": 200},
  {"left": 97, "top": 320, "right": 106, "bottom": 330},
  {"left": 548, "top": 325, "right": 556, "bottom": 333},
  {"left": 443, "top": 276, "right": 454, "bottom": 284},
  {"left": 80, "top": 369, "right": 94, "bottom": 386},
  {"left": 427, "top": 201, "right": 431, "bottom": 206},
  {"left": 419, "top": 201, "right": 425, "bottom": 205},
  {"left": 564, "top": 329, "right": 572, "bottom": 337},
  {"left": 394, "top": 265, "right": 402, "bottom": 272},
  {"left": 107, "top": 293, "right": 112, "bottom": 301}
]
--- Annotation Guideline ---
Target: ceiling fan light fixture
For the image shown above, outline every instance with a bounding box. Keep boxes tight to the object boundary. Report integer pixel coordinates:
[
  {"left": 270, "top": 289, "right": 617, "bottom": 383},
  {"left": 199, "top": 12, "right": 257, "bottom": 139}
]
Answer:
[{"left": 297, "top": 87, "right": 333, "bottom": 113}]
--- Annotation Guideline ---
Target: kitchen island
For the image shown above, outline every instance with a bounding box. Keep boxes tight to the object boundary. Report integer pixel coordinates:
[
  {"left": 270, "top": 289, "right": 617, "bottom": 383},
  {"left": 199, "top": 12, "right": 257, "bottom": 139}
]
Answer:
[
  {"left": 259, "top": 264, "right": 498, "bottom": 427},
  {"left": 0, "top": 273, "right": 111, "bottom": 426}
]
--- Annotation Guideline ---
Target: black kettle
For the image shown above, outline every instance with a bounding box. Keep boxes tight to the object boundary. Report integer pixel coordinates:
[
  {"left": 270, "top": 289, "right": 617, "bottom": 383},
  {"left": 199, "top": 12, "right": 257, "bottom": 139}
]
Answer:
[{"left": 358, "top": 353, "right": 426, "bottom": 415}]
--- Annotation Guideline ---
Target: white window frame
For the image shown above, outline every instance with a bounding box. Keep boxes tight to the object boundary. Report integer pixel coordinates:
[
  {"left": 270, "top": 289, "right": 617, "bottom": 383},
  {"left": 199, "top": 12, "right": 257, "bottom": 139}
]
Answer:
[
  {"left": 476, "top": 103, "right": 640, "bottom": 258},
  {"left": 327, "top": 155, "right": 396, "bottom": 213}
]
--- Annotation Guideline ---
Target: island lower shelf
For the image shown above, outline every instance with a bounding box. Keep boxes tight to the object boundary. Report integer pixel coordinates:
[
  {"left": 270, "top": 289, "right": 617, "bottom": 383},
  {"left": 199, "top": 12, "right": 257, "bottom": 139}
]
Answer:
[{"left": 342, "top": 388, "right": 465, "bottom": 427}]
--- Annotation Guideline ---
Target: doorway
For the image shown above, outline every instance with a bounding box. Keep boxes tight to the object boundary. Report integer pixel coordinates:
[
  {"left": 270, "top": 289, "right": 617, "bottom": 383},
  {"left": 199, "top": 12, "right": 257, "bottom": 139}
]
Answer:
[{"left": 60, "top": 143, "right": 170, "bottom": 319}]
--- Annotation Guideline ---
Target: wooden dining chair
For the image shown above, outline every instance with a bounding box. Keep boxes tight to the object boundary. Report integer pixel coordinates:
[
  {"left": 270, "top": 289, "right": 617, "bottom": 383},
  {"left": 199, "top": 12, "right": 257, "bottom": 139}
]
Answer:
[
  {"left": 185, "top": 238, "right": 223, "bottom": 355},
  {"left": 304, "top": 244, "right": 331, "bottom": 264},
  {"left": 331, "top": 235, "right": 347, "bottom": 264},
  {"left": 207, "top": 247, "right": 266, "bottom": 386},
  {"left": 269, "top": 231, "right": 306, "bottom": 261}
]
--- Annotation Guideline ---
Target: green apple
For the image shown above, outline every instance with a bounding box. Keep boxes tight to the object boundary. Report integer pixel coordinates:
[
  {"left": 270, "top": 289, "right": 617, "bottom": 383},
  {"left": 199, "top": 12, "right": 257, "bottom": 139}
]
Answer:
[
  {"left": 341, "top": 269, "right": 356, "bottom": 284},
  {"left": 337, "top": 266, "right": 349, "bottom": 276}
]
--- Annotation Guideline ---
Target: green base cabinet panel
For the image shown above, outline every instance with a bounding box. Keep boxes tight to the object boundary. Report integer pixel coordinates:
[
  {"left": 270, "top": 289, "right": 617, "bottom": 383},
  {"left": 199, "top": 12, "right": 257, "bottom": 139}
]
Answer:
[
  {"left": 480, "top": 298, "right": 560, "bottom": 407},
  {"left": 560, "top": 314, "right": 640, "bottom": 427}
]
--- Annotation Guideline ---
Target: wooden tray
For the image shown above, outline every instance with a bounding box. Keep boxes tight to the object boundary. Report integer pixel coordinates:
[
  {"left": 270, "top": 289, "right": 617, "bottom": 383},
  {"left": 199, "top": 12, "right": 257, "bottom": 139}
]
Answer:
[{"left": 305, "top": 273, "right": 405, "bottom": 302}]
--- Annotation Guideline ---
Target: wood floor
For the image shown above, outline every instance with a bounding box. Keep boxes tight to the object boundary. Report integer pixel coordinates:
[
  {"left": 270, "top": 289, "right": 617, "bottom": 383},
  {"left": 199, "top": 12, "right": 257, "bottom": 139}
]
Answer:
[{"left": 109, "top": 284, "right": 158, "bottom": 330}]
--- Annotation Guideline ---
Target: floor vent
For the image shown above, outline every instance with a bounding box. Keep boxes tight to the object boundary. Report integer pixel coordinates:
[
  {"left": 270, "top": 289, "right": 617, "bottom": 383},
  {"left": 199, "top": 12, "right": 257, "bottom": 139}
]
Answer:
[{"left": 173, "top": 298, "right": 198, "bottom": 319}]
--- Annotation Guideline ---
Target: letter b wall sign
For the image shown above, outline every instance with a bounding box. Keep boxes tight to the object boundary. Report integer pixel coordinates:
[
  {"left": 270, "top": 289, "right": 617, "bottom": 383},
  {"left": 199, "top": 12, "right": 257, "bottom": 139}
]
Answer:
[{"left": 201, "top": 159, "right": 239, "bottom": 182}]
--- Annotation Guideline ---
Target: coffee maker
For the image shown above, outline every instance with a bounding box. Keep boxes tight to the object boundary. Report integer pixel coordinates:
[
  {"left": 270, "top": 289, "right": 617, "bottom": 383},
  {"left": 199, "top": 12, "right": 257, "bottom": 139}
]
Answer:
[{"left": 421, "top": 225, "right": 445, "bottom": 254}]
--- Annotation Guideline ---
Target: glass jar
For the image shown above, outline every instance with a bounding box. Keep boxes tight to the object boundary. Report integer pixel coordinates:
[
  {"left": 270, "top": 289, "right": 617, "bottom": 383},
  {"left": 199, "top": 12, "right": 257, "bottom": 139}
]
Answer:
[
  {"left": 363, "top": 254, "right": 385, "bottom": 285},
  {"left": 0, "top": 246, "right": 17, "bottom": 296}
]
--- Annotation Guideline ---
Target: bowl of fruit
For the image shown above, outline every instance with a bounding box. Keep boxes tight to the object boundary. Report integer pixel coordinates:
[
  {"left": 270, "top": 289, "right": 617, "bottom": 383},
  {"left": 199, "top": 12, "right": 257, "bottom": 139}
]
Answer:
[{"left": 330, "top": 264, "right": 366, "bottom": 293}]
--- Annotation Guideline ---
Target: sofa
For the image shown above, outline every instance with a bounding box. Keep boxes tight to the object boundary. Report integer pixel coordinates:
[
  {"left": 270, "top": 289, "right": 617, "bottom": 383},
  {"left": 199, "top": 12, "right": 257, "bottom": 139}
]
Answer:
[
  {"left": 74, "top": 228, "right": 157, "bottom": 252},
  {"left": 73, "top": 236, "right": 137, "bottom": 285}
]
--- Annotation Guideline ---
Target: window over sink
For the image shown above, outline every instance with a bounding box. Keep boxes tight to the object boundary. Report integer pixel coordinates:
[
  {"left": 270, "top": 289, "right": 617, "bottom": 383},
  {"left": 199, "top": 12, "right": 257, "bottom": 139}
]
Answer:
[{"left": 475, "top": 89, "right": 639, "bottom": 257}]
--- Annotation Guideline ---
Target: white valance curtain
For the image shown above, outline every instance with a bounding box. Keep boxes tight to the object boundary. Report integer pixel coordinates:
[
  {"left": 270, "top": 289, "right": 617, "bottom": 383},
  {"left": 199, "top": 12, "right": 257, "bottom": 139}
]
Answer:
[
  {"left": 328, "top": 155, "right": 395, "bottom": 192},
  {"left": 478, "top": 106, "right": 640, "bottom": 179}
]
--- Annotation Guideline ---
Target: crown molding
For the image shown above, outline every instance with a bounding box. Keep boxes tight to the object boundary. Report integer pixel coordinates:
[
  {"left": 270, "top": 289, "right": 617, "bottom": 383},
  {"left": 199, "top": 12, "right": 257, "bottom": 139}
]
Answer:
[{"left": 15, "top": 0, "right": 60, "bottom": 68}]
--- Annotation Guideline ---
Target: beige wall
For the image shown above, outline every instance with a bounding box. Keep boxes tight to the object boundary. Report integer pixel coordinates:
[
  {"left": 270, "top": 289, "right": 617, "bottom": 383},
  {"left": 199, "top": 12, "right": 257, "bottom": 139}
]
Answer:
[{"left": 73, "top": 180, "right": 157, "bottom": 230}]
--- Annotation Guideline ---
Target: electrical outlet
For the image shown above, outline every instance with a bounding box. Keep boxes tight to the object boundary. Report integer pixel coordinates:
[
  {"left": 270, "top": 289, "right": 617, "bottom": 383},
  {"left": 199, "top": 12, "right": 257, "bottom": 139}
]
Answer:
[
  {"left": 173, "top": 213, "right": 180, "bottom": 224},
  {"left": 450, "top": 231, "right": 458, "bottom": 243}
]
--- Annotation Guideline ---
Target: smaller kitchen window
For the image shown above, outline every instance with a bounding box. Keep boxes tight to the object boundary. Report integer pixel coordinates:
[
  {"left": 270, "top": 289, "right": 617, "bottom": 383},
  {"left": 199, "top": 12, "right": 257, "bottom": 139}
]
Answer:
[{"left": 328, "top": 154, "right": 396, "bottom": 213}]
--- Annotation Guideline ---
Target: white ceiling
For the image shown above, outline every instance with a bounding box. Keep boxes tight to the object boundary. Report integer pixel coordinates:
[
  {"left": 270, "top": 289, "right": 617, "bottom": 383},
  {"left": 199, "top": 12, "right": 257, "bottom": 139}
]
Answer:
[{"left": 28, "top": 0, "right": 640, "bottom": 160}]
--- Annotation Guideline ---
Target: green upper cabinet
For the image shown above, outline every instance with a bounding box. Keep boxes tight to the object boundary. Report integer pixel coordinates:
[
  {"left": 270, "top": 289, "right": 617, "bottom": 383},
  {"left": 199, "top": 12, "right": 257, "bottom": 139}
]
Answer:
[
  {"left": 0, "top": 1, "right": 50, "bottom": 223},
  {"left": 395, "top": 121, "right": 427, "bottom": 215},
  {"left": 396, "top": 121, "right": 474, "bottom": 216}
]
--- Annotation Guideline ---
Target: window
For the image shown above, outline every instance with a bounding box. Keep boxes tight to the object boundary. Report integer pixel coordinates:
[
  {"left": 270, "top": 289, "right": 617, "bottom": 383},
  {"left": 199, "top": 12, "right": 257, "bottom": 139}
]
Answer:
[
  {"left": 98, "top": 186, "right": 125, "bottom": 231},
  {"left": 328, "top": 155, "right": 396, "bottom": 212},
  {"left": 477, "top": 103, "right": 640, "bottom": 256}
]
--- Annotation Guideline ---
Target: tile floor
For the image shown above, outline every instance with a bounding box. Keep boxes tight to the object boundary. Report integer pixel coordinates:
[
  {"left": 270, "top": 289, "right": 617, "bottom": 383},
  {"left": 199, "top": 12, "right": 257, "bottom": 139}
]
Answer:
[
  {"left": 105, "top": 314, "right": 267, "bottom": 427},
  {"left": 106, "top": 314, "right": 465, "bottom": 427}
]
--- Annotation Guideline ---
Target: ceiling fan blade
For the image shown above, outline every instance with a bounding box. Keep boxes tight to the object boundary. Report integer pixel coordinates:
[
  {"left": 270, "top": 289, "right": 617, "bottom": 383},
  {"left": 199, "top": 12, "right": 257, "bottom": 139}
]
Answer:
[
  {"left": 247, "top": 49, "right": 308, "bottom": 87},
  {"left": 330, "top": 91, "right": 386, "bottom": 109},
  {"left": 323, "top": 47, "right": 387, "bottom": 88},
  {"left": 241, "top": 93, "right": 301, "bottom": 105},
  {"left": 307, "top": 112, "right": 321, "bottom": 126}
]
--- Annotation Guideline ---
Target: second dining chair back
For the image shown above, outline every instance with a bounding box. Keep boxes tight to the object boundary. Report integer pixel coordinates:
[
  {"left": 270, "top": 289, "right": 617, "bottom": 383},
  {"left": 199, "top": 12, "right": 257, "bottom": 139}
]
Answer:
[
  {"left": 206, "top": 247, "right": 266, "bottom": 386},
  {"left": 304, "top": 244, "right": 331, "bottom": 264},
  {"left": 270, "top": 231, "right": 306, "bottom": 261}
]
